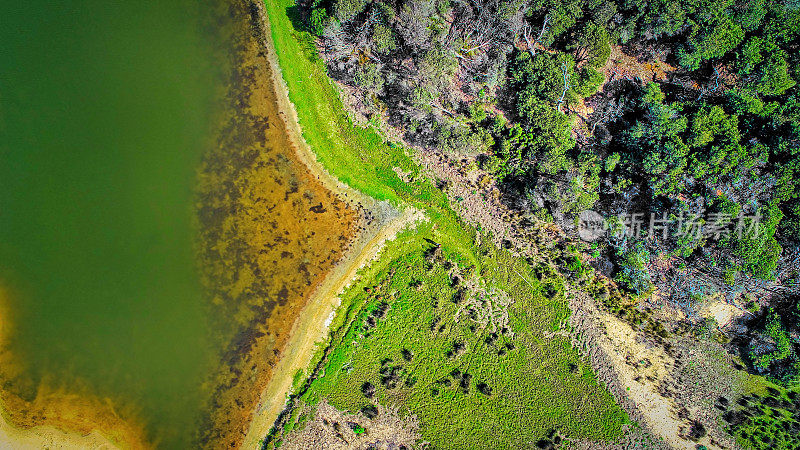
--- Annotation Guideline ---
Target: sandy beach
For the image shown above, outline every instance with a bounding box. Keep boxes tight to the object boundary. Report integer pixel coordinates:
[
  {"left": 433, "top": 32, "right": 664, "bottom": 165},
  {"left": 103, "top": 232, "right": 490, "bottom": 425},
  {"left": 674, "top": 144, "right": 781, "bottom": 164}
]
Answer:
[{"left": 0, "top": 406, "right": 118, "bottom": 450}]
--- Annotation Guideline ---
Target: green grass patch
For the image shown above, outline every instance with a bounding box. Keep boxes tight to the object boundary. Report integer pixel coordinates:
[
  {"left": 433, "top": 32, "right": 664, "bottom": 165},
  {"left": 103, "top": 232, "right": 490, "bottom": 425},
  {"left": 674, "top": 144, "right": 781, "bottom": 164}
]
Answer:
[
  {"left": 723, "top": 379, "right": 800, "bottom": 450},
  {"left": 294, "top": 229, "right": 628, "bottom": 448},
  {"left": 266, "top": 1, "right": 418, "bottom": 203}
]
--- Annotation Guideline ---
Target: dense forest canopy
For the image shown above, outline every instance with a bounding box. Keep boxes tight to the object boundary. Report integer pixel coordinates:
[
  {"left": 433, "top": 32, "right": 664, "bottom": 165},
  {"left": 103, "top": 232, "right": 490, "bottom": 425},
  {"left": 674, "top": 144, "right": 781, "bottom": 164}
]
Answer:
[{"left": 299, "top": 0, "right": 800, "bottom": 390}]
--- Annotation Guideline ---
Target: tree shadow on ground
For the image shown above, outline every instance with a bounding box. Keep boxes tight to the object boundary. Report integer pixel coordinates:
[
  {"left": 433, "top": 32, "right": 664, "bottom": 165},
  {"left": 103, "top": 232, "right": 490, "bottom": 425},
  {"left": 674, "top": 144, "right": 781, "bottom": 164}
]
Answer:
[{"left": 286, "top": 5, "right": 305, "bottom": 32}]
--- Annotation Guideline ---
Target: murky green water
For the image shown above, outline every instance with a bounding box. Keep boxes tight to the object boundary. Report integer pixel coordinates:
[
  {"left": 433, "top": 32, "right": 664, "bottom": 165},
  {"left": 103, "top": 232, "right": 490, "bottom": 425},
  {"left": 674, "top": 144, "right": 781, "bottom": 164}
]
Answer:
[{"left": 1, "top": 1, "right": 225, "bottom": 446}]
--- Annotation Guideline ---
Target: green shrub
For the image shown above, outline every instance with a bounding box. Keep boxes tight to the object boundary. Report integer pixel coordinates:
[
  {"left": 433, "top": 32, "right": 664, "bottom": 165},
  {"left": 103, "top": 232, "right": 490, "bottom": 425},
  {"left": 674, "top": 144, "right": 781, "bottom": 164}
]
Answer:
[{"left": 614, "top": 242, "right": 652, "bottom": 296}]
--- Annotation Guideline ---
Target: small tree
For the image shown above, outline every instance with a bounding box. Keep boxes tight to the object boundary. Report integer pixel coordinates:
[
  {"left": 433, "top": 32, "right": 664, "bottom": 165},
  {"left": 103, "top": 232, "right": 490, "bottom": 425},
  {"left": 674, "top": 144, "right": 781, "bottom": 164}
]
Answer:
[{"left": 568, "top": 22, "right": 611, "bottom": 69}]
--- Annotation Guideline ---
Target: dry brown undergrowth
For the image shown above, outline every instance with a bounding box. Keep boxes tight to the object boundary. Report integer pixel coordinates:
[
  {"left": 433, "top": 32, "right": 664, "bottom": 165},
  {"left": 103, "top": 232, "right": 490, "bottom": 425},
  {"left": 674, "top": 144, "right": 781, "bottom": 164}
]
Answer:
[{"left": 281, "top": 400, "right": 423, "bottom": 450}]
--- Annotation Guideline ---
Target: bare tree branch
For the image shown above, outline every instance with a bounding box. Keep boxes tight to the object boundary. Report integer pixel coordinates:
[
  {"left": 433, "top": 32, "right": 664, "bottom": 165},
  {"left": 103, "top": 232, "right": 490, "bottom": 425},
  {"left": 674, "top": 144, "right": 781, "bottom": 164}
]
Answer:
[{"left": 556, "top": 61, "right": 570, "bottom": 113}]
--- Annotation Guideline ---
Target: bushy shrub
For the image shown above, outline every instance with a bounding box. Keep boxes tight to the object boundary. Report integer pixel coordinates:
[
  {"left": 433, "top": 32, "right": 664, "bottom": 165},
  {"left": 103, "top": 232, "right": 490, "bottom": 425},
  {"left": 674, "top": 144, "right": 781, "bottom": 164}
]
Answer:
[{"left": 614, "top": 242, "right": 653, "bottom": 296}]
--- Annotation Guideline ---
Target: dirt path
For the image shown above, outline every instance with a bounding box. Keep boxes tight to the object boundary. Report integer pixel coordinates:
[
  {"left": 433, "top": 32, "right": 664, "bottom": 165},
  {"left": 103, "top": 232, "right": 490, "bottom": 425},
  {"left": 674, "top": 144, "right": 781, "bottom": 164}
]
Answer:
[
  {"left": 240, "top": 5, "right": 423, "bottom": 448},
  {"left": 568, "top": 291, "right": 687, "bottom": 449},
  {"left": 567, "top": 284, "right": 745, "bottom": 450}
]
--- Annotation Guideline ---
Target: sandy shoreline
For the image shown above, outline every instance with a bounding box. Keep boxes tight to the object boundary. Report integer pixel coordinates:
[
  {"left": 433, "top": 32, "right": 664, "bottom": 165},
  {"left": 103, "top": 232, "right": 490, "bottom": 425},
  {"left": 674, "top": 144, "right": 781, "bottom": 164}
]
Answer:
[
  {"left": 241, "top": 205, "right": 422, "bottom": 448},
  {"left": 240, "top": 3, "right": 422, "bottom": 447},
  {"left": 0, "top": 406, "right": 118, "bottom": 450},
  {"left": 254, "top": 5, "right": 366, "bottom": 208}
]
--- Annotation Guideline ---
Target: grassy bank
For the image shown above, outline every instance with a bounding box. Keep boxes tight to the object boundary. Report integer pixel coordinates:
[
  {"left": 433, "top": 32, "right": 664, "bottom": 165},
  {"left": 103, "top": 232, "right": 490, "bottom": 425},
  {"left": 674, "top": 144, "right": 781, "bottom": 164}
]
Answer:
[
  {"left": 264, "top": 0, "right": 475, "bottom": 256},
  {"left": 289, "top": 224, "right": 631, "bottom": 448},
  {"left": 265, "top": 2, "right": 404, "bottom": 203},
  {"left": 262, "top": 0, "right": 631, "bottom": 446}
]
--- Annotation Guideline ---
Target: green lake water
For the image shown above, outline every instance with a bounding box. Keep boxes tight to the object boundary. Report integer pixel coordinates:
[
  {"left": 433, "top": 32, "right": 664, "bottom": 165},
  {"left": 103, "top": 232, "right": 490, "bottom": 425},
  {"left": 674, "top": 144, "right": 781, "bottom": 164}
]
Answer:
[{"left": 1, "top": 1, "right": 229, "bottom": 446}]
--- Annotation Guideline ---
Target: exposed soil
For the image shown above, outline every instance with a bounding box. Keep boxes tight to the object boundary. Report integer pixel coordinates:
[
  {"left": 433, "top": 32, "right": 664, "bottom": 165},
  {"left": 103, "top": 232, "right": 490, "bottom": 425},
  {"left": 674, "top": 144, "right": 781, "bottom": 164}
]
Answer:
[
  {"left": 566, "top": 283, "right": 753, "bottom": 450},
  {"left": 602, "top": 45, "right": 676, "bottom": 85},
  {"left": 280, "top": 400, "right": 422, "bottom": 450}
]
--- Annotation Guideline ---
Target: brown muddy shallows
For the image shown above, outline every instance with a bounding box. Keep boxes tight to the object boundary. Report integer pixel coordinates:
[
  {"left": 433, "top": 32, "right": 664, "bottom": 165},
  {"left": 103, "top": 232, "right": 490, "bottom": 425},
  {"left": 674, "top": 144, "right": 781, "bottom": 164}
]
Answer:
[{"left": 193, "top": 0, "right": 358, "bottom": 448}]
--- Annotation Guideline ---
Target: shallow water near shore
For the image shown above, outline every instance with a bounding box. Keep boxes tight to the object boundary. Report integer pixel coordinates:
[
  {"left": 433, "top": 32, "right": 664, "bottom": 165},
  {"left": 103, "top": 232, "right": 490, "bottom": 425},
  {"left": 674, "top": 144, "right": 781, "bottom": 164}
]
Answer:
[{"left": 0, "top": 1, "right": 356, "bottom": 447}]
